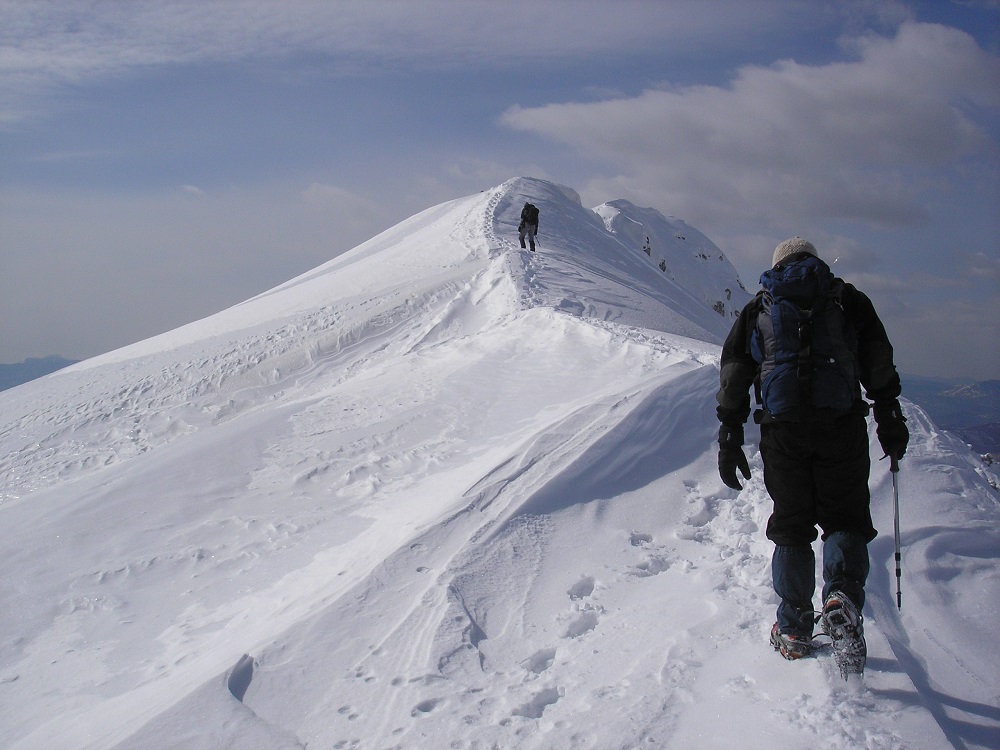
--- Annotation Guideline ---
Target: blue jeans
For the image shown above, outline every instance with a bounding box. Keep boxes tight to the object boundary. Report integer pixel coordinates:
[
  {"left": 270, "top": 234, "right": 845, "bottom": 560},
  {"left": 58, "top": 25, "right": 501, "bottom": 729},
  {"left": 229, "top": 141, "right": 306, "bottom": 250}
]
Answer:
[{"left": 772, "top": 531, "right": 869, "bottom": 636}]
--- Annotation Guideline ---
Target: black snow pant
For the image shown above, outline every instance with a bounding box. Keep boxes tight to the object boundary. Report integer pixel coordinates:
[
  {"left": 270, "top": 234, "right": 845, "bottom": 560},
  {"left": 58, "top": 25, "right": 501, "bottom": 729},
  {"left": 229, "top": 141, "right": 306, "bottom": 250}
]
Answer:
[
  {"left": 519, "top": 222, "right": 537, "bottom": 251},
  {"left": 760, "top": 414, "right": 876, "bottom": 636}
]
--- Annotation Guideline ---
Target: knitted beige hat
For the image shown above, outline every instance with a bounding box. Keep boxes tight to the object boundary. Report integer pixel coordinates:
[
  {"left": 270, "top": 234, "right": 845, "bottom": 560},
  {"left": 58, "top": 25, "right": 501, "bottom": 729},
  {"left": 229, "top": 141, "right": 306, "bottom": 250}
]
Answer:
[{"left": 772, "top": 237, "right": 818, "bottom": 268}]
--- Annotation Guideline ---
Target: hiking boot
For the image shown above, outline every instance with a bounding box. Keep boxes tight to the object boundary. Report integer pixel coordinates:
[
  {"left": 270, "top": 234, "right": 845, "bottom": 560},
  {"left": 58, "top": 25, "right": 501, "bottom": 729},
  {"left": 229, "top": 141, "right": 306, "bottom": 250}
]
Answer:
[
  {"left": 821, "top": 591, "right": 867, "bottom": 677},
  {"left": 770, "top": 623, "right": 813, "bottom": 660},
  {"left": 820, "top": 591, "right": 863, "bottom": 641}
]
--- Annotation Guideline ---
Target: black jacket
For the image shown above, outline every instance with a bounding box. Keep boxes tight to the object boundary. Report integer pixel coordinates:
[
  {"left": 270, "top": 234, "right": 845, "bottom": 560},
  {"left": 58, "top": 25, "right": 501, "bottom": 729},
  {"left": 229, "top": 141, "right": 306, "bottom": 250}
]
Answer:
[
  {"left": 520, "top": 204, "right": 539, "bottom": 229},
  {"left": 717, "top": 282, "right": 901, "bottom": 428}
]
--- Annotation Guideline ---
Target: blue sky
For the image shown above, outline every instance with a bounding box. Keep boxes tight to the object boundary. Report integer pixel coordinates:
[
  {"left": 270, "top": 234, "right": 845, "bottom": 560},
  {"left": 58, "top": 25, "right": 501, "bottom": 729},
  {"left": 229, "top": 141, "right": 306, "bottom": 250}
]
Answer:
[{"left": 2, "top": 0, "right": 998, "bottom": 380}]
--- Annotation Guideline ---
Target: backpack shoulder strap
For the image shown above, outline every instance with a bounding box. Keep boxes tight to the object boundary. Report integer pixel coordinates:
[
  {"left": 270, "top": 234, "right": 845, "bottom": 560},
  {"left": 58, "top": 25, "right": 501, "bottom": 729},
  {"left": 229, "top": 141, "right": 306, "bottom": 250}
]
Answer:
[{"left": 745, "top": 291, "right": 765, "bottom": 355}]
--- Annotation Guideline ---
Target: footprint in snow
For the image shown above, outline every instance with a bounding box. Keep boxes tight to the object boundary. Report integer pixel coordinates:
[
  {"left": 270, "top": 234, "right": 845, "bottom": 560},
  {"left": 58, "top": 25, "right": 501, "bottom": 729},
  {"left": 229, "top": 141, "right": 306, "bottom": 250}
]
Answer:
[
  {"left": 524, "top": 647, "right": 556, "bottom": 675},
  {"left": 634, "top": 554, "right": 672, "bottom": 577},
  {"left": 411, "top": 698, "right": 442, "bottom": 717},
  {"left": 337, "top": 705, "right": 360, "bottom": 721},
  {"left": 629, "top": 531, "right": 653, "bottom": 547},
  {"left": 683, "top": 497, "right": 714, "bottom": 529},
  {"left": 563, "top": 609, "right": 600, "bottom": 639},
  {"left": 512, "top": 687, "right": 562, "bottom": 719},
  {"left": 627, "top": 532, "right": 674, "bottom": 576},
  {"left": 567, "top": 576, "right": 595, "bottom": 600}
]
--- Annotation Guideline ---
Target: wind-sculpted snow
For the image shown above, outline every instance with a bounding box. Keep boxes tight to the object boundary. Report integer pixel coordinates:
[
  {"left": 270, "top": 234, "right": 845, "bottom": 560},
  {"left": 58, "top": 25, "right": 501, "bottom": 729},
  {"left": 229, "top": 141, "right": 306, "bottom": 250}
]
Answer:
[{"left": 0, "top": 178, "right": 998, "bottom": 749}]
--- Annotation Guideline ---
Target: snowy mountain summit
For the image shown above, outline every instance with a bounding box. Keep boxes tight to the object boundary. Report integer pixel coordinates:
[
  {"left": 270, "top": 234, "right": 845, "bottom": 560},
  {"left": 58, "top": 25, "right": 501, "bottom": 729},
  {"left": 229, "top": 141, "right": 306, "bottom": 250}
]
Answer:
[{"left": 1, "top": 177, "right": 998, "bottom": 749}]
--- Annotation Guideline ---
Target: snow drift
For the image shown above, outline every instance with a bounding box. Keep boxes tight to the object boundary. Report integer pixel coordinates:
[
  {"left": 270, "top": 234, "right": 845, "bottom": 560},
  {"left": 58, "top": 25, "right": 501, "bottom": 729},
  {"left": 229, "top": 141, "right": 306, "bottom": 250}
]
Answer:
[{"left": 0, "top": 177, "right": 997, "bottom": 749}]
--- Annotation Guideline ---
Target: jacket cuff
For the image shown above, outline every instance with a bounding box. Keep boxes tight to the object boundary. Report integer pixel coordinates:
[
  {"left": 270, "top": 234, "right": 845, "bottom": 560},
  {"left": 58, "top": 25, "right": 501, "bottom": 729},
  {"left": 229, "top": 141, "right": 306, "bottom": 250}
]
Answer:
[{"left": 718, "top": 424, "right": 744, "bottom": 448}]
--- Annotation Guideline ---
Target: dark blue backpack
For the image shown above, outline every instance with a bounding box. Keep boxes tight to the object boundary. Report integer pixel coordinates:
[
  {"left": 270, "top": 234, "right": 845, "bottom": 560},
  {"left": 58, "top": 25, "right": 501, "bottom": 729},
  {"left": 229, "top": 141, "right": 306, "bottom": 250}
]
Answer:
[{"left": 751, "top": 255, "right": 860, "bottom": 419}]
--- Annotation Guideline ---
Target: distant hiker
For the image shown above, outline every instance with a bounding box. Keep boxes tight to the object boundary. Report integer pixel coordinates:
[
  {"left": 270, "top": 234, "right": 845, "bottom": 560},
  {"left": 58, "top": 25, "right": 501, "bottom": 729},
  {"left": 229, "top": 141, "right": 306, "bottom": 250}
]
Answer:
[
  {"left": 715, "top": 237, "right": 909, "bottom": 675},
  {"left": 519, "top": 202, "right": 539, "bottom": 251}
]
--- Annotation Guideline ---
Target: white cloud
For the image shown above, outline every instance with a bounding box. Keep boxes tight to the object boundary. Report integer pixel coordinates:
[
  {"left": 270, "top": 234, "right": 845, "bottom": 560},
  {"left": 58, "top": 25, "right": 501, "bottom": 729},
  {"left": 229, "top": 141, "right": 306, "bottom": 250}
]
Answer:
[{"left": 502, "top": 22, "right": 1000, "bottom": 232}]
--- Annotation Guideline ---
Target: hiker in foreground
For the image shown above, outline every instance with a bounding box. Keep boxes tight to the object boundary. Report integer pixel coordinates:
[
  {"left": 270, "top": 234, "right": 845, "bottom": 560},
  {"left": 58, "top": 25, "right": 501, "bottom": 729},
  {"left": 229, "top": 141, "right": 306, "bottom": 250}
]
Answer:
[
  {"left": 519, "top": 202, "right": 539, "bottom": 251},
  {"left": 715, "top": 237, "right": 909, "bottom": 677}
]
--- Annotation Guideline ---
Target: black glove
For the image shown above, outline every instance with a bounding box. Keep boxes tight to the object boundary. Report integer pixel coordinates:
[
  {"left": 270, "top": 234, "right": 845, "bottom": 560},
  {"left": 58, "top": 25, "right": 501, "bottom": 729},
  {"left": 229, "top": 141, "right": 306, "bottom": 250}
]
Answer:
[
  {"left": 874, "top": 400, "right": 909, "bottom": 461},
  {"left": 718, "top": 424, "right": 751, "bottom": 490}
]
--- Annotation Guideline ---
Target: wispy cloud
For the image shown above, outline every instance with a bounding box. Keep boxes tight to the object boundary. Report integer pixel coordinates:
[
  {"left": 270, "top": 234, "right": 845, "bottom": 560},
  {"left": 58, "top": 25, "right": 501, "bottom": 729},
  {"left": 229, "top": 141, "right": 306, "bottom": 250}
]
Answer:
[
  {"left": 26, "top": 148, "right": 123, "bottom": 164},
  {"left": 0, "top": 0, "right": 803, "bottom": 125},
  {"left": 965, "top": 251, "right": 1000, "bottom": 283}
]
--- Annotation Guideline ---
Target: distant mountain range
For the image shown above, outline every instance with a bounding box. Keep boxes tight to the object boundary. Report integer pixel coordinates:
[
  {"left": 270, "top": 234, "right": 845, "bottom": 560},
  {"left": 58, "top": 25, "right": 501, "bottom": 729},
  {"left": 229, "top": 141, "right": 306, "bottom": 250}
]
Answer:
[
  {"left": 903, "top": 375, "right": 1000, "bottom": 456},
  {"left": 0, "top": 355, "right": 78, "bottom": 391}
]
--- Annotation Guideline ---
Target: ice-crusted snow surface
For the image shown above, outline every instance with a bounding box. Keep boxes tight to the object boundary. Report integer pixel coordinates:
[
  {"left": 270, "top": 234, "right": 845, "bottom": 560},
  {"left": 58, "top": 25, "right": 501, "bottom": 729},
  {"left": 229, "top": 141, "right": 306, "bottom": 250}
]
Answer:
[{"left": 1, "top": 177, "right": 997, "bottom": 749}]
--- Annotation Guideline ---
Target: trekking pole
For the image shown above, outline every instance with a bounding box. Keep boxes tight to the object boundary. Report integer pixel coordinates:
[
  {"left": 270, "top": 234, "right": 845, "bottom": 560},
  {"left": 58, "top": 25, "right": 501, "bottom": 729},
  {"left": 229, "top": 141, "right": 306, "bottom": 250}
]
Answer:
[{"left": 890, "top": 455, "right": 902, "bottom": 610}]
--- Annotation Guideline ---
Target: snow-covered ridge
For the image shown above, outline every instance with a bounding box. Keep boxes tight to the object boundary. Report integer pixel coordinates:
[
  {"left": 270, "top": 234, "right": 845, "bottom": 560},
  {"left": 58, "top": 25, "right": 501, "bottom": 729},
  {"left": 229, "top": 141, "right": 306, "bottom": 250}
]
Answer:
[
  {"left": 1, "top": 178, "right": 997, "bottom": 750},
  {"left": 0, "top": 177, "right": 746, "bottom": 504}
]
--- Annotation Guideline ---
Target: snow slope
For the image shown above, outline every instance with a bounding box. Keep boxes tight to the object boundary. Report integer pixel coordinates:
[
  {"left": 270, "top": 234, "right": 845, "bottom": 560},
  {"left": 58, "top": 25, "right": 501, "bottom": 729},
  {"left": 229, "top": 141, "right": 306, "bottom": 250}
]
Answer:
[{"left": 1, "top": 177, "right": 997, "bottom": 749}]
